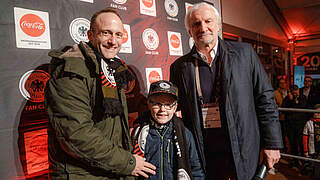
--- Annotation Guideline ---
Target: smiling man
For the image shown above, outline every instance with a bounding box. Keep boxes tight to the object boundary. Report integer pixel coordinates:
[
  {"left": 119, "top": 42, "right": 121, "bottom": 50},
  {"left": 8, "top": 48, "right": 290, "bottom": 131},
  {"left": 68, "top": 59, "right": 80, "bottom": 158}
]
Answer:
[
  {"left": 45, "top": 8, "right": 156, "bottom": 180},
  {"left": 170, "top": 2, "right": 283, "bottom": 180}
]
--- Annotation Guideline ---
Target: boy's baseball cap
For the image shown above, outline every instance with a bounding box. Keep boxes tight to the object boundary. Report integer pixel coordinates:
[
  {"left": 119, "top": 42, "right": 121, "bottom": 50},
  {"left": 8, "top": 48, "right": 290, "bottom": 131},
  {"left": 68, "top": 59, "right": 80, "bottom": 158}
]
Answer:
[{"left": 148, "top": 80, "right": 178, "bottom": 99}]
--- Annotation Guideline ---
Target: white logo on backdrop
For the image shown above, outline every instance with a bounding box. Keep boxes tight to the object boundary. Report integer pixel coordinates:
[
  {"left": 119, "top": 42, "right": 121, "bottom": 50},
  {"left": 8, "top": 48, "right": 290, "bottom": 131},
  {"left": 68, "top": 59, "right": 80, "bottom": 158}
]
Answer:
[{"left": 69, "top": 18, "right": 90, "bottom": 43}]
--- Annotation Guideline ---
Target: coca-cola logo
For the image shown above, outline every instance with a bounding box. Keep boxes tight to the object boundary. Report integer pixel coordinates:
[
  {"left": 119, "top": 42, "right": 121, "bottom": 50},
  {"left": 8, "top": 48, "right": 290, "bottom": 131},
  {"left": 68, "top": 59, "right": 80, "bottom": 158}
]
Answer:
[
  {"left": 142, "top": 0, "right": 153, "bottom": 8},
  {"left": 20, "top": 14, "right": 45, "bottom": 37},
  {"left": 170, "top": 34, "right": 180, "bottom": 48},
  {"left": 148, "top": 71, "right": 161, "bottom": 84},
  {"left": 122, "top": 28, "right": 129, "bottom": 44}
]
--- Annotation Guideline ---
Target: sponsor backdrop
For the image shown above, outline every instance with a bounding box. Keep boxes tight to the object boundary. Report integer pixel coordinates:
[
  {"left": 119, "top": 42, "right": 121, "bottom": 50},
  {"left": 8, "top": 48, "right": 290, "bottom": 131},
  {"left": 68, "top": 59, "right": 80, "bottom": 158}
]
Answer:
[{"left": 0, "top": 0, "right": 220, "bottom": 179}]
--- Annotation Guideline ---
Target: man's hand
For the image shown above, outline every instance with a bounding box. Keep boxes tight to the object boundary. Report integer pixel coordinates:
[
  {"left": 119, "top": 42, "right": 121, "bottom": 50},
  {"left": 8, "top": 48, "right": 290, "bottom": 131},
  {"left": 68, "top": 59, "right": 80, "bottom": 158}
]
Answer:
[
  {"left": 131, "top": 154, "right": 156, "bottom": 178},
  {"left": 263, "top": 149, "right": 280, "bottom": 169}
]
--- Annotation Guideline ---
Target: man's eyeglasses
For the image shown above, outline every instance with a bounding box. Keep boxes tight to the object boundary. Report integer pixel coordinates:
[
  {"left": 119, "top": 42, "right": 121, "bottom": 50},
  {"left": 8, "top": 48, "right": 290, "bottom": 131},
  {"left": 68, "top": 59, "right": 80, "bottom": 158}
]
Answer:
[{"left": 149, "top": 100, "right": 177, "bottom": 110}]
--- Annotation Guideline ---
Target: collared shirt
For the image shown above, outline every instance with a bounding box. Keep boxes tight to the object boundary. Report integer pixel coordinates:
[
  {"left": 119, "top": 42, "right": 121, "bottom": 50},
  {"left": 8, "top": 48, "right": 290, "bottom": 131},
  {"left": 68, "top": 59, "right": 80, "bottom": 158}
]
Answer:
[
  {"left": 196, "top": 40, "right": 219, "bottom": 67},
  {"left": 195, "top": 40, "right": 219, "bottom": 104}
]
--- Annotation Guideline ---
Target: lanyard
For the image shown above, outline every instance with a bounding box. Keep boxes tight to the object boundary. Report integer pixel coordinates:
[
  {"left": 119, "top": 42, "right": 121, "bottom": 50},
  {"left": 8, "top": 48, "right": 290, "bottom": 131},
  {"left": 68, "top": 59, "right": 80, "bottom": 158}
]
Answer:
[
  {"left": 194, "top": 59, "right": 204, "bottom": 105},
  {"left": 194, "top": 56, "right": 222, "bottom": 105}
]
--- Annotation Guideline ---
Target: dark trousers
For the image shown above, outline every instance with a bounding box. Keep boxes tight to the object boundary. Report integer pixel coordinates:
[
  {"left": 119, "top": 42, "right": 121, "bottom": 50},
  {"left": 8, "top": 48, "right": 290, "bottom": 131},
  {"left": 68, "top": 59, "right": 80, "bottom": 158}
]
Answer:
[
  {"left": 287, "top": 122, "right": 304, "bottom": 156},
  {"left": 205, "top": 151, "right": 237, "bottom": 180}
]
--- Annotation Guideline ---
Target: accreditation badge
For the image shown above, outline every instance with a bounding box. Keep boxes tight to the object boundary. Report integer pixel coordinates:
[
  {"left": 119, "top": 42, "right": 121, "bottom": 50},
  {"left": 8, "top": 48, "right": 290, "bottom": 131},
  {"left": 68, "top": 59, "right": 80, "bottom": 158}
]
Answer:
[{"left": 201, "top": 103, "right": 221, "bottom": 128}]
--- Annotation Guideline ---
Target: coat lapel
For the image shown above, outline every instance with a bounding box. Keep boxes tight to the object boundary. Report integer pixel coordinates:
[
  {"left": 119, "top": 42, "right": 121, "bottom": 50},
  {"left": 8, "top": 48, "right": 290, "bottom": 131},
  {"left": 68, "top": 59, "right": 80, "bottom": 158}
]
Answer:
[{"left": 219, "top": 39, "right": 236, "bottom": 104}]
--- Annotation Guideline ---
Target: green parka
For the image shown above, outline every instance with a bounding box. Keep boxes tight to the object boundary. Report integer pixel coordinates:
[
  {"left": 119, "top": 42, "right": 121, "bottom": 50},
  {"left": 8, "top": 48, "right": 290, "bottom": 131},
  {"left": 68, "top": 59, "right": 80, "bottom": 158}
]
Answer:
[{"left": 45, "top": 42, "right": 135, "bottom": 180}]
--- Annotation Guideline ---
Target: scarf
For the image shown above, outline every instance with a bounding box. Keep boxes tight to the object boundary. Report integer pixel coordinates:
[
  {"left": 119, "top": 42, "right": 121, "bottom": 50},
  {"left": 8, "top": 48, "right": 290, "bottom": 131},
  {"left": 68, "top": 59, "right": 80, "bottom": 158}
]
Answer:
[
  {"left": 131, "top": 111, "right": 193, "bottom": 180},
  {"left": 89, "top": 43, "right": 134, "bottom": 117}
]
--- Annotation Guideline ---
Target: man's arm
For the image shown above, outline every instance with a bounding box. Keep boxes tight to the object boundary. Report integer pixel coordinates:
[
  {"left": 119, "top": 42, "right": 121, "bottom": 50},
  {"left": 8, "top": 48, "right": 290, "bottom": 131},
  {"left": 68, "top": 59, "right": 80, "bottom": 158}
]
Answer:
[
  {"left": 186, "top": 128, "right": 205, "bottom": 180},
  {"left": 45, "top": 73, "right": 135, "bottom": 175},
  {"left": 249, "top": 46, "right": 283, "bottom": 168}
]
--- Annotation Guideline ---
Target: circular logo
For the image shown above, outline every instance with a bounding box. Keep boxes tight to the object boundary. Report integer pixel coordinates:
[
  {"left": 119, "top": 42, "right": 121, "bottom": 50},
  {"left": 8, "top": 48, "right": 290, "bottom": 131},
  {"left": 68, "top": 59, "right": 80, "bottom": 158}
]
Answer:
[
  {"left": 19, "top": 70, "right": 50, "bottom": 103},
  {"left": 170, "top": 34, "right": 180, "bottom": 49},
  {"left": 142, "top": 0, "right": 153, "bottom": 8},
  {"left": 122, "top": 28, "right": 129, "bottom": 44},
  {"left": 189, "top": 37, "right": 194, "bottom": 49},
  {"left": 101, "top": 59, "right": 116, "bottom": 87},
  {"left": 177, "top": 169, "right": 191, "bottom": 180},
  {"left": 159, "top": 82, "right": 170, "bottom": 89},
  {"left": 113, "top": 0, "right": 127, "bottom": 4},
  {"left": 142, "top": 28, "right": 159, "bottom": 51},
  {"left": 69, "top": 18, "right": 90, "bottom": 43},
  {"left": 164, "top": 0, "right": 178, "bottom": 17},
  {"left": 20, "top": 14, "right": 45, "bottom": 37},
  {"left": 148, "top": 71, "right": 161, "bottom": 84},
  {"left": 138, "top": 125, "right": 150, "bottom": 153}
]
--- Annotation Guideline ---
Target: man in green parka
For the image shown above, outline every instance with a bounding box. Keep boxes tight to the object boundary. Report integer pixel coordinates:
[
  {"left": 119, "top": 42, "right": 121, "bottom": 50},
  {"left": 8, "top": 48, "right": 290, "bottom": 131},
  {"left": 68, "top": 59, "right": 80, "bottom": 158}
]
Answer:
[{"left": 45, "top": 8, "right": 156, "bottom": 180}]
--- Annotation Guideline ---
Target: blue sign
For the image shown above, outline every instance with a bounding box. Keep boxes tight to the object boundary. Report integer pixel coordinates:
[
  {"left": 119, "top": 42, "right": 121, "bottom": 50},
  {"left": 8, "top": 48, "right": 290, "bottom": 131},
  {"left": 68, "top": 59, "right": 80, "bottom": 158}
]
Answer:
[{"left": 294, "top": 66, "right": 305, "bottom": 88}]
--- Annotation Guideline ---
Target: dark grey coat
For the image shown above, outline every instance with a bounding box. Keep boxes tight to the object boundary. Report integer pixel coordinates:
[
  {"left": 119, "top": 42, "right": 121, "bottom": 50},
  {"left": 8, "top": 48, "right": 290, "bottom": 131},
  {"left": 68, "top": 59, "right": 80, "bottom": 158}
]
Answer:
[{"left": 170, "top": 38, "right": 283, "bottom": 180}]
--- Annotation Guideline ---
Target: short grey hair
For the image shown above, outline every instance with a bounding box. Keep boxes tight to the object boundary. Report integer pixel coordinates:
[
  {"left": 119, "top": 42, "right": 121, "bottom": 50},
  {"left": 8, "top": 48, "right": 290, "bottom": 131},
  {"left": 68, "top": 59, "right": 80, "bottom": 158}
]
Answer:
[{"left": 184, "top": 2, "right": 221, "bottom": 33}]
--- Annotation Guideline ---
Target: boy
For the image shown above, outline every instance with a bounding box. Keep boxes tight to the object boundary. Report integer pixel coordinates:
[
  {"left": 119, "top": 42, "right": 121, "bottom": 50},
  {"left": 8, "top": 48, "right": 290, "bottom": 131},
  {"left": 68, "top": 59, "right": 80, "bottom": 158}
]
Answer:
[
  {"left": 303, "top": 104, "right": 320, "bottom": 158},
  {"left": 302, "top": 104, "right": 320, "bottom": 177},
  {"left": 131, "top": 80, "right": 205, "bottom": 180}
]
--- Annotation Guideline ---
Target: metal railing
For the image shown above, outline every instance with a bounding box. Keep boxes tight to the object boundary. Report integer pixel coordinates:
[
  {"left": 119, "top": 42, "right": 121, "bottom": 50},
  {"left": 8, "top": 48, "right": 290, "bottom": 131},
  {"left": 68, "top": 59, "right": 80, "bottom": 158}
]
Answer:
[
  {"left": 281, "top": 153, "right": 320, "bottom": 164},
  {"left": 279, "top": 107, "right": 320, "bottom": 113},
  {"left": 278, "top": 107, "right": 320, "bottom": 165}
]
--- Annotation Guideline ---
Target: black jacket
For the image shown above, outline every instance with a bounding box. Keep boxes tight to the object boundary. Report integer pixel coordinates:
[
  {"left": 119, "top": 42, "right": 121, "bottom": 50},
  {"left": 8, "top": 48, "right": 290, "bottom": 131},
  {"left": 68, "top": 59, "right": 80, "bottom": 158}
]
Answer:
[
  {"left": 170, "top": 38, "right": 283, "bottom": 180},
  {"left": 300, "top": 87, "right": 320, "bottom": 109}
]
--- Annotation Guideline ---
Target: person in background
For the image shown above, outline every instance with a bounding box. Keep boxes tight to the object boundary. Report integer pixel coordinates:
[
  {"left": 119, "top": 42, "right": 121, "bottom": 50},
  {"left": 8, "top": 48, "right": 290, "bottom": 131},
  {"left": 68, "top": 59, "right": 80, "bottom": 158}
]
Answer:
[
  {"left": 271, "top": 78, "right": 290, "bottom": 174},
  {"left": 45, "top": 8, "right": 156, "bottom": 179},
  {"left": 282, "top": 85, "right": 307, "bottom": 169},
  {"left": 170, "top": 2, "right": 283, "bottom": 179},
  {"left": 302, "top": 104, "right": 320, "bottom": 177},
  {"left": 300, "top": 76, "right": 320, "bottom": 113},
  {"left": 274, "top": 78, "right": 289, "bottom": 152},
  {"left": 274, "top": 78, "right": 289, "bottom": 107},
  {"left": 131, "top": 80, "right": 205, "bottom": 180}
]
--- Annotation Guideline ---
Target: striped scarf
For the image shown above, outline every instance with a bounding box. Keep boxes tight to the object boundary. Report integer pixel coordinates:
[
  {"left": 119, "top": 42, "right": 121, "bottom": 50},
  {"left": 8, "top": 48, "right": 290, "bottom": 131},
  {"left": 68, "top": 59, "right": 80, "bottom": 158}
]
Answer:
[{"left": 90, "top": 43, "right": 134, "bottom": 117}]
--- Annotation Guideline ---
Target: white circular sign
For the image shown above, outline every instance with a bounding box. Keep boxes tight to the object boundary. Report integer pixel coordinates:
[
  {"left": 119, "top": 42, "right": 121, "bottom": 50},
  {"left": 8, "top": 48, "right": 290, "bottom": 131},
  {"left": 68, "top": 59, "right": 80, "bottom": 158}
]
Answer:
[
  {"left": 69, "top": 18, "right": 90, "bottom": 43},
  {"left": 165, "top": 0, "right": 179, "bottom": 17},
  {"left": 142, "top": 28, "right": 159, "bottom": 51}
]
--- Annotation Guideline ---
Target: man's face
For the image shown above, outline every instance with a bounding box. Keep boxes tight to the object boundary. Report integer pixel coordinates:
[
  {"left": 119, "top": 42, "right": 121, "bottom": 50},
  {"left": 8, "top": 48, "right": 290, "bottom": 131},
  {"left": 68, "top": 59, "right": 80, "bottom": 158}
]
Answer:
[
  {"left": 188, "top": 6, "right": 220, "bottom": 49},
  {"left": 88, "top": 12, "right": 124, "bottom": 59},
  {"left": 304, "top": 77, "right": 312, "bottom": 88},
  {"left": 148, "top": 94, "right": 177, "bottom": 125},
  {"left": 292, "top": 89, "right": 300, "bottom": 97},
  {"left": 279, "top": 79, "right": 286, "bottom": 89}
]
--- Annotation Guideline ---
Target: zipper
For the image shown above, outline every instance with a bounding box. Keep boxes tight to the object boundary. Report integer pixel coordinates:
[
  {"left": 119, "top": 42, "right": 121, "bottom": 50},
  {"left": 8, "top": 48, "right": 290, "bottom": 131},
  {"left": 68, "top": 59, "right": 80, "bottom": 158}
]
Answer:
[
  {"left": 167, "top": 139, "right": 171, "bottom": 164},
  {"left": 156, "top": 128, "right": 169, "bottom": 180}
]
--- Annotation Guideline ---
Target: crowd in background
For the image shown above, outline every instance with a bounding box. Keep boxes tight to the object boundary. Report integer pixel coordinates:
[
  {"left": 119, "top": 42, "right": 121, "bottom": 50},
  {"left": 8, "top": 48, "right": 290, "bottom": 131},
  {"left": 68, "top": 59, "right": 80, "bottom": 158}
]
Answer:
[{"left": 274, "top": 76, "right": 320, "bottom": 175}]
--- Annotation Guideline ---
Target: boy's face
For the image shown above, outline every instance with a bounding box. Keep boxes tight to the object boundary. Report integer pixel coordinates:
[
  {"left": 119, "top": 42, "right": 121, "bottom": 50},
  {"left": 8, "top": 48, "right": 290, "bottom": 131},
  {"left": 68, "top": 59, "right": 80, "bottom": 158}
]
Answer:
[
  {"left": 148, "top": 94, "right": 177, "bottom": 125},
  {"left": 314, "top": 108, "right": 320, "bottom": 119}
]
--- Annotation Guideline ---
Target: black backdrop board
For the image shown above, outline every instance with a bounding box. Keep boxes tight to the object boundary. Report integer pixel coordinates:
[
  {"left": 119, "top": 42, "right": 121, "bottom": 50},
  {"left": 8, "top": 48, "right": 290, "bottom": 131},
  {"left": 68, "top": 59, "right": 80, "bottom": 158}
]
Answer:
[{"left": 0, "top": 0, "right": 220, "bottom": 179}]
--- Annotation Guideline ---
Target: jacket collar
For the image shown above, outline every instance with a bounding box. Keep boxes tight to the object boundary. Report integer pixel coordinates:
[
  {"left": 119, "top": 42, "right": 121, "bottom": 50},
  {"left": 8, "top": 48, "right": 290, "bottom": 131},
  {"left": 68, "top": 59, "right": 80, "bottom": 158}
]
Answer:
[{"left": 48, "top": 41, "right": 100, "bottom": 77}]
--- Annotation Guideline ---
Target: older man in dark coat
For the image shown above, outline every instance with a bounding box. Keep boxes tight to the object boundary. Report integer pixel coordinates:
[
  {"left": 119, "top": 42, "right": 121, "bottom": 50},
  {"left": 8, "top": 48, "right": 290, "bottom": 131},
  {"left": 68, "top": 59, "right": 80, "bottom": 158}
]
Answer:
[{"left": 170, "top": 2, "right": 283, "bottom": 180}]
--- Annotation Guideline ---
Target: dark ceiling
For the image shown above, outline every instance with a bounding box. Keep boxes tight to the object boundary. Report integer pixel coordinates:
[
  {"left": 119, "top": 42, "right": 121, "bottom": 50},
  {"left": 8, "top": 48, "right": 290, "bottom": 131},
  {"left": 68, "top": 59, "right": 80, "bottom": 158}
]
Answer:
[{"left": 263, "top": 0, "right": 320, "bottom": 41}]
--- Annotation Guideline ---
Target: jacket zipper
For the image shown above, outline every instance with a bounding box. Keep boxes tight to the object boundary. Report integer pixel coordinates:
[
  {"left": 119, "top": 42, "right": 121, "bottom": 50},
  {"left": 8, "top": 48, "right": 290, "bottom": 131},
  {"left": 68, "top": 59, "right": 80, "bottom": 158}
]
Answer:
[
  {"left": 167, "top": 139, "right": 170, "bottom": 164},
  {"left": 157, "top": 128, "right": 168, "bottom": 180}
]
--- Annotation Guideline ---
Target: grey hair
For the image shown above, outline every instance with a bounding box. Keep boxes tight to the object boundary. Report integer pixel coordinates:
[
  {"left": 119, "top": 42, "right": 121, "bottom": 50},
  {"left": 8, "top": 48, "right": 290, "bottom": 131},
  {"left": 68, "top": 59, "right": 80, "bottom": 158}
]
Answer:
[{"left": 184, "top": 2, "right": 221, "bottom": 33}]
